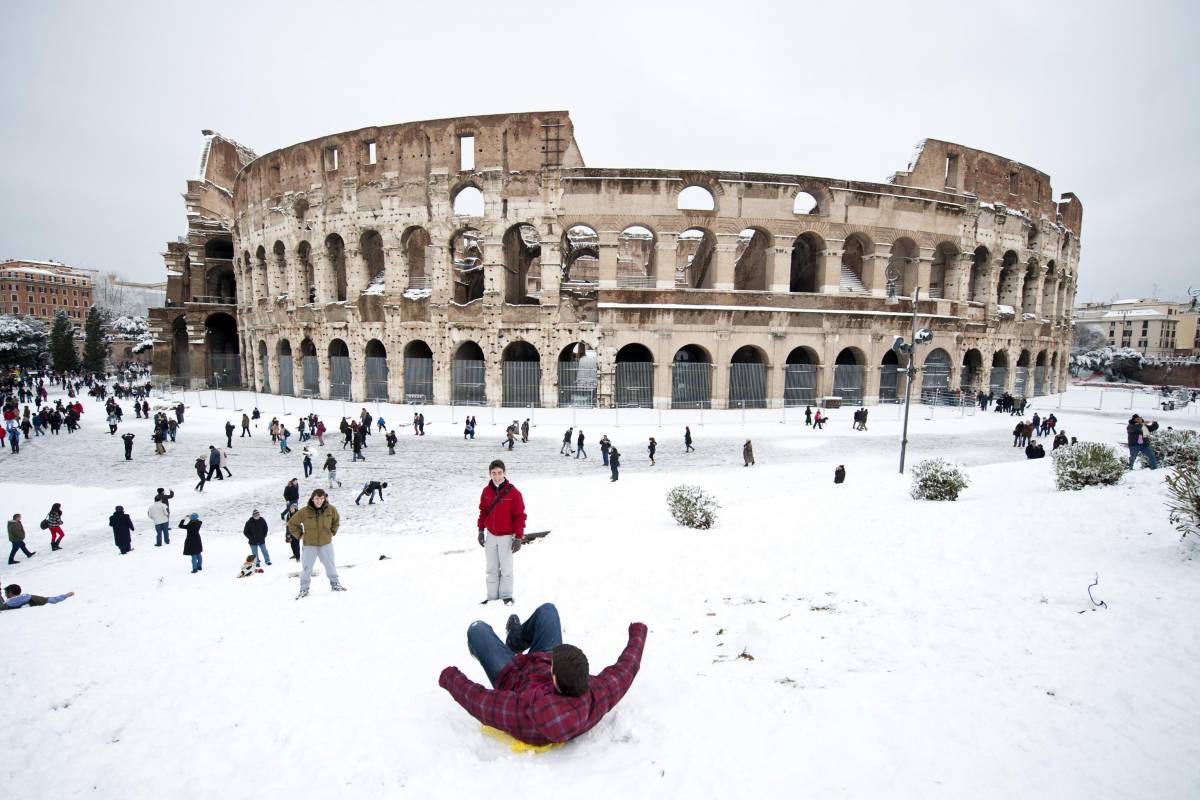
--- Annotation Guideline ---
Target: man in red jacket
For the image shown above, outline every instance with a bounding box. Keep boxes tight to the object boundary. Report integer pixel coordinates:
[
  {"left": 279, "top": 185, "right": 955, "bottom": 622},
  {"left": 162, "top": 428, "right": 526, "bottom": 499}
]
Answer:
[
  {"left": 476, "top": 459, "right": 526, "bottom": 605},
  {"left": 439, "top": 602, "right": 647, "bottom": 745}
]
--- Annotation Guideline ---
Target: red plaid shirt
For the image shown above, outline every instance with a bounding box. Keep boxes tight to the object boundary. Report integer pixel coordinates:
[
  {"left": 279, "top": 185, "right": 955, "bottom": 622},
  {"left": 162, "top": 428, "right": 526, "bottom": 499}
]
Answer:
[{"left": 439, "top": 622, "right": 648, "bottom": 745}]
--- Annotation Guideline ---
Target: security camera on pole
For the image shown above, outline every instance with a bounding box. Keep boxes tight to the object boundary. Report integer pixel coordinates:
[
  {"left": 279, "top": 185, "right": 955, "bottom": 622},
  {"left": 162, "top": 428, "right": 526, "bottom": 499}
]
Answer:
[{"left": 891, "top": 285, "right": 933, "bottom": 474}]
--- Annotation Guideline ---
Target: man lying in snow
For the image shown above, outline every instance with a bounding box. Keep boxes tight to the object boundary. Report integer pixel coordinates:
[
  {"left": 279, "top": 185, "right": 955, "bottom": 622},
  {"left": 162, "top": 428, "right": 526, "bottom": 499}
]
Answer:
[
  {"left": 2, "top": 584, "right": 74, "bottom": 610},
  {"left": 438, "top": 602, "right": 647, "bottom": 745}
]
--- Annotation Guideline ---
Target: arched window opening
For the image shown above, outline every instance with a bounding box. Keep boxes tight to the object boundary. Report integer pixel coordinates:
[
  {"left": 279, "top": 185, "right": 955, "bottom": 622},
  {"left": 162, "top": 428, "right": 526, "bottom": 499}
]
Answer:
[
  {"left": 562, "top": 225, "right": 599, "bottom": 287},
  {"left": 171, "top": 316, "right": 189, "bottom": 384},
  {"left": 1022, "top": 259, "right": 1040, "bottom": 315},
  {"left": 272, "top": 240, "right": 287, "bottom": 299},
  {"left": 297, "top": 241, "right": 315, "bottom": 304},
  {"left": 361, "top": 230, "right": 385, "bottom": 294},
  {"left": 258, "top": 340, "right": 271, "bottom": 393},
  {"left": 960, "top": 349, "right": 984, "bottom": 393},
  {"left": 452, "top": 341, "right": 487, "bottom": 405},
  {"left": 254, "top": 246, "right": 268, "bottom": 301},
  {"left": 921, "top": 348, "right": 952, "bottom": 403},
  {"left": 558, "top": 342, "right": 597, "bottom": 407},
  {"left": 1041, "top": 261, "right": 1058, "bottom": 320},
  {"left": 793, "top": 192, "right": 818, "bottom": 215},
  {"left": 733, "top": 228, "right": 769, "bottom": 291},
  {"left": 363, "top": 339, "right": 388, "bottom": 401},
  {"left": 204, "top": 312, "right": 240, "bottom": 389},
  {"left": 677, "top": 185, "right": 715, "bottom": 212},
  {"left": 676, "top": 228, "right": 715, "bottom": 289},
  {"left": 784, "top": 346, "right": 820, "bottom": 405},
  {"left": 453, "top": 185, "right": 484, "bottom": 217},
  {"left": 841, "top": 234, "right": 869, "bottom": 294},
  {"left": 833, "top": 347, "right": 865, "bottom": 404},
  {"left": 890, "top": 238, "right": 920, "bottom": 298},
  {"left": 502, "top": 224, "right": 542, "bottom": 304},
  {"left": 402, "top": 339, "right": 434, "bottom": 404},
  {"left": 451, "top": 229, "right": 484, "bottom": 303},
  {"left": 879, "top": 349, "right": 901, "bottom": 402},
  {"left": 968, "top": 246, "right": 989, "bottom": 303},
  {"left": 790, "top": 233, "right": 824, "bottom": 293},
  {"left": 989, "top": 350, "right": 1009, "bottom": 395},
  {"left": 729, "top": 345, "right": 767, "bottom": 408},
  {"left": 300, "top": 338, "right": 319, "bottom": 397},
  {"left": 997, "top": 251, "right": 1020, "bottom": 309},
  {"left": 930, "top": 242, "right": 957, "bottom": 300},
  {"left": 501, "top": 341, "right": 541, "bottom": 407},
  {"left": 672, "top": 345, "right": 713, "bottom": 409},
  {"left": 615, "top": 343, "right": 654, "bottom": 408},
  {"left": 325, "top": 234, "right": 347, "bottom": 302},
  {"left": 276, "top": 339, "right": 294, "bottom": 395},
  {"left": 617, "top": 225, "right": 655, "bottom": 288},
  {"left": 402, "top": 227, "right": 431, "bottom": 291},
  {"left": 328, "top": 338, "right": 352, "bottom": 400}
]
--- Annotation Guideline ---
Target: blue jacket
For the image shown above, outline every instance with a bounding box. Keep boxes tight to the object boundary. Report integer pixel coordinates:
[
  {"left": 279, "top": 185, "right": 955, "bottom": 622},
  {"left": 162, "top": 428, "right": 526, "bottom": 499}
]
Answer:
[{"left": 3, "top": 593, "right": 71, "bottom": 610}]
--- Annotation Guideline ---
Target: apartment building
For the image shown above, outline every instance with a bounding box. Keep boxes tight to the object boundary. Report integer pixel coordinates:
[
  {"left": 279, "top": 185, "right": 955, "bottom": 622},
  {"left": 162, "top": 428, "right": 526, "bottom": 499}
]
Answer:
[
  {"left": 1075, "top": 298, "right": 1199, "bottom": 358},
  {"left": 1, "top": 259, "right": 96, "bottom": 321}
]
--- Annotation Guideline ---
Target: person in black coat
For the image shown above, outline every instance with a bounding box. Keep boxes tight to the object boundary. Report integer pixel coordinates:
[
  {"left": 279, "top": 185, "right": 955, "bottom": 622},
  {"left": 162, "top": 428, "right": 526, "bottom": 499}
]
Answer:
[
  {"left": 224, "top": 420, "right": 235, "bottom": 448},
  {"left": 609, "top": 446, "right": 621, "bottom": 482},
  {"left": 180, "top": 513, "right": 203, "bottom": 573},
  {"left": 194, "top": 457, "right": 207, "bottom": 492},
  {"left": 243, "top": 510, "right": 270, "bottom": 566},
  {"left": 282, "top": 479, "right": 300, "bottom": 520},
  {"left": 834, "top": 465, "right": 846, "bottom": 484},
  {"left": 121, "top": 431, "right": 135, "bottom": 460},
  {"left": 109, "top": 505, "right": 135, "bottom": 554},
  {"left": 355, "top": 480, "right": 388, "bottom": 505}
]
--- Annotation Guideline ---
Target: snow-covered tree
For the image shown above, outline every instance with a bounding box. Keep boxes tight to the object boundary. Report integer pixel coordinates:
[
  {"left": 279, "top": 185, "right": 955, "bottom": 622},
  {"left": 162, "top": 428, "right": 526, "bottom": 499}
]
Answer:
[
  {"left": 1069, "top": 346, "right": 1144, "bottom": 379},
  {"left": 109, "top": 315, "right": 149, "bottom": 338},
  {"left": 82, "top": 306, "right": 109, "bottom": 372},
  {"left": 49, "top": 310, "right": 79, "bottom": 372},
  {"left": 0, "top": 314, "right": 50, "bottom": 368},
  {"left": 1072, "top": 322, "right": 1108, "bottom": 352}
]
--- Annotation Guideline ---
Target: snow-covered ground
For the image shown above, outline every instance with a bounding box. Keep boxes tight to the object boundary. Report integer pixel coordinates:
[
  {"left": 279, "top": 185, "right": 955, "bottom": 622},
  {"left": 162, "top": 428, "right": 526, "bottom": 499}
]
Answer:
[{"left": 2, "top": 385, "right": 1198, "bottom": 799}]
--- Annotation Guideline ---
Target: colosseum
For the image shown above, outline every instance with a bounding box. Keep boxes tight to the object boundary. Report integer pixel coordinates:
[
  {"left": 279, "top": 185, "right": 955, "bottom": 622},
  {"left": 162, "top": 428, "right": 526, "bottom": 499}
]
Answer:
[{"left": 149, "top": 111, "right": 1080, "bottom": 410}]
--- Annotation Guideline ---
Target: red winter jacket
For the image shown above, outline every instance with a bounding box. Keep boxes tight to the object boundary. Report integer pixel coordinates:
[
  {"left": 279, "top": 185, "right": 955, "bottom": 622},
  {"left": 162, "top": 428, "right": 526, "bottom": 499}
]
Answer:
[
  {"left": 439, "top": 622, "right": 647, "bottom": 745},
  {"left": 476, "top": 480, "right": 526, "bottom": 539}
]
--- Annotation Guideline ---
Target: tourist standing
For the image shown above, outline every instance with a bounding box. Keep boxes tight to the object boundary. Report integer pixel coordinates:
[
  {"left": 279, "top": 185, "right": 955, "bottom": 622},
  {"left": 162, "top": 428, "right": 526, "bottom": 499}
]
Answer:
[
  {"left": 109, "top": 505, "right": 135, "bottom": 555},
  {"left": 180, "top": 513, "right": 203, "bottom": 573},
  {"left": 287, "top": 489, "right": 344, "bottom": 598},
  {"left": 476, "top": 459, "right": 526, "bottom": 606},
  {"left": 323, "top": 454, "right": 342, "bottom": 488},
  {"left": 244, "top": 510, "right": 271, "bottom": 566},
  {"left": 148, "top": 496, "right": 170, "bottom": 546}
]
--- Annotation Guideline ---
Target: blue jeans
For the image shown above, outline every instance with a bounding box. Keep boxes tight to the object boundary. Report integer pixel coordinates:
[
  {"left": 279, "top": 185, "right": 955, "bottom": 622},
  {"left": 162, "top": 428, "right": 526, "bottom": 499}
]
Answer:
[
  {"left": 155, "top": 522, "right": 170, "bottom": 545},
  {"left": 250, "top": 543, "right": 270, "bottom": 564},
  {"left": 602, "top": 450, "right": 609, "bottom": 466},
  {"left": 576, "top": 446, "right": 586, "bottom": 459},
  {"left": 1128, "top": 443, "right": 1158, "bottom": 470},
  {"left": 190, "top": 553, "right": 203, "bottom": 572},
  {"left": 467, "top": 602, "right": 563, "bottom": 687}
]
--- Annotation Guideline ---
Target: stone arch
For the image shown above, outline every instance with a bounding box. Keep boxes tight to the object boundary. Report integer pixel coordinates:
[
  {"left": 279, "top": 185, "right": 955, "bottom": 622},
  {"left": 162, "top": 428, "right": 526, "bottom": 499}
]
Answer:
[
  {"left": 451, "top": 227, "right": 484, "bottom": 303},
  {"left": 254, "top": 246, "right": 268, "bottom": 301},
  {"left": 325, "top": 233, "right": 347, "bottom": 302},
  {"left": 1022, "top": 257, "right": 1040, "bottom": 314},
  {"left": 879, "top": 348, "right": 901, "bottom": 402},
  {"left": 402, "top": 226, "right": 431, "bottom": 287},
  {"left": 204, "top": 312, "right": 240, "bottom": 388},
  {"left": 890, "top": 237, "right": 920, "bottom": 297},
  {"left": 729, "top": 345, "right": 768, "bottom": 408},
  {"left": 784, "top": 345, "right": 821, "bottom": 405},
  {"left": 1014, "top": 348, "right": 1032, "bottom": 397},
  {"left": 562, "top": 224, "right": 599, "bottom": 285},
  {"left": 961, "top": 348, "right": 984, "bottom": 392},
  {"left": 297, "top": 241, "right": 315, "bottom": 304},
  {"left": 361, "top": 229, "right": 385, "bottom": 291},
  {"left": 363, "top": 339, "right": 388, "bottom": 400},
  {"left": 841, "top": 232, "right": 871, "bottom": 293},
  {"left": 501, "top": 340, "right": 541, "bottom": 407},
  {"left": 615, "top": 343, "right": 655, "bottom": 408},
  {"left": 171, "top": 316, "right": 189, "bottom": 382},
  {"left": 968, "top": 245, "right": 989, "bottom": 302},
  {"left": 257, "top": 340, "right": 271, "bottom": 393},
  {"left": 1041, "top": 260, "right": 1058, "bottom": 319},
  {"left": 733, "top": 227, "right": 771, "bottom": 291},
  {"left": 921, "top": 347, "right": 952, "bottom": 400},
  {"left": 402, "top": 339, "right": 434, "bottom": 403},
  {"left": 328, "top": 338, "right": 352, "bottom": 399},
  {"left": 276, "top": 338, "right": 294, "bottom": 395},
  {"left": 793, "top": 192, "right": 818, "bottom": 215},
  {"left": 833, "top": 347, "right": 866, "bottom": 403},
  {"left": 790, "top": 183, "right": 833, "bottom": 216},
  {"left": 271, "top": 240, "right": 287, "bottom": 299},
  {"left": 997, "top": 250, "right": 1020, "bottom": 308},
  {"left": 672, "top": 344, "right": 713, "bottom": 409},
  {"left": 205, "top": 238, "right": 233, "bottom": 261},
  {"left": 617, "top": 225, "right": 655, "bottom": 287},
  {"left": 558, "top": 341, "right": 598, "bottom": 407},
  {"left": 299, "top": 337, "right": 319, "bottom": 396},
  {"left": 790, "top": 232, "right": 825, "bottom": 293},
  {"left": 451, "top": 183, "right": 485, "bottom": 217},
  {"left": 503, "top": 223, "right": 542, "bottom": 304},
  {"left": 677, "top": 227, "right": 716, "bottom": 289},
  {"left": 930, "top": 241, "right": 958, "bottom": 300},
  {"left": 676, "top": 184, "right": 717, "bottom": 212},
  {"left": 206, "top": 262, "right": 236, "bottom": 302},
  {"left": 451, "top": 340, "right": 486, "bottom": 405}
]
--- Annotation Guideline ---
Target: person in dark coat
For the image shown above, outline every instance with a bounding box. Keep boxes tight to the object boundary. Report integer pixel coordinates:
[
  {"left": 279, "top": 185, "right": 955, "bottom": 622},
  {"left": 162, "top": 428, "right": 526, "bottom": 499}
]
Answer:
[
  {"left": 180, "top": 513, "right": 203, "bottom": 573},
  {"left": 175, "top": 402, "right": 185, "bottom": 425},
  {"left": 194, "top": 457, "right": 207, "bottom": 492},
  {"left": 1025, "top": 442, "right": 1046, "bottom": 459},
  {"left": 206, "top": 446, "right": 223, "bottom": 481},
  {"left": 356, "top": 480, "right": 388, "bottom": 505},
  {"left": 385, "top": 430, "right": 398, "bottom": 455},
  {"left": 647, "top": 437, "right": 656, "bottom": 466},
  {"left": 576, "top": 430, "right": 587, "bottom": 459},
  {"left": 743, "top": 440, "right": 755, "bottom": 466},
  {"left": 283, "top": 502, "right": 300, "bottom": 560},
  {"left": 609, "top": 446, "right": 621, "bottom": 482},
  {"left": 834, "top": 465, "right": 846, "bottom": 484},
  {"left": 225, "top": 420, "right": 235, "bottom": 448},
  {"left": 243, "top": 510, "right": 270, "bottom": 566},
  {"left": 599, "top": 434, "right": 611, "bottom": 466},
  {"left": 109, "top": 505, "right": 135, "bottom": 554},
  {"left": 122, "top": 431, "right": 135, "bottom": 460},
  {"left": 7, "top": 514, "right": 35, "bottom": 564},
  {"left": 282, "top": 478, "right": 300, "bottom": 520},
  {"left": 804, "top": 407, "right": 813, "bottom": 427},
  {"left": 684, "top": 426, "right": 694, "bottom": 452}
]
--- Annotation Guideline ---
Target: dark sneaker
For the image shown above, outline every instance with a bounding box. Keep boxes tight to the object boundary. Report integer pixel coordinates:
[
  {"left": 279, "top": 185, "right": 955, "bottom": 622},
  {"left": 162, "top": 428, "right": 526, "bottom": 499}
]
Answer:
[
  {"left": 296, "top": 589, "right": 309, "bottom": 599},
  {"left": 331, "top": 583, "right": 347, "bottom": 592},
  {"left": 502, "top": 598, "right": 514, "bottom": 606},
  {"left": 505, "top": 614, "right": 530, "bottom": 652}
]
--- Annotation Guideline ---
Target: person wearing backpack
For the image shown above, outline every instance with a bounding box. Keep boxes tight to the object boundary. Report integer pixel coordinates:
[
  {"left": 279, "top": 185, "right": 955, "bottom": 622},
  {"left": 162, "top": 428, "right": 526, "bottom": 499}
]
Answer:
[{"left": 476, "top": 459, "right": 526, "bottom": 606}]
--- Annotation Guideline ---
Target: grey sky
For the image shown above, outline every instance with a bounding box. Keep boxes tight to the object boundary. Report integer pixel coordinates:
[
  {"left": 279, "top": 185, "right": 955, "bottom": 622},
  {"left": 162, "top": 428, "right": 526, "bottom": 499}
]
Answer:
[{"left": 2, "top": 0, "right": 1196, "bottom": 303}]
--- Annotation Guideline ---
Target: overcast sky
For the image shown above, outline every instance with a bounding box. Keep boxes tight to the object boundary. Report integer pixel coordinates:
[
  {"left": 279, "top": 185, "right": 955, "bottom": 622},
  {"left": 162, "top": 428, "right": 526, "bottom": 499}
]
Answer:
[{"left": 1, "top": 0, "right": 1196, "bottom": 304}]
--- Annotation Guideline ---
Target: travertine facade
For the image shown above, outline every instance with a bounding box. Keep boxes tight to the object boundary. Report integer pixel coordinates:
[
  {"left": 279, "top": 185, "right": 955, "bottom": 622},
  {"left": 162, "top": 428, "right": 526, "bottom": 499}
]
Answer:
[{"left": 152, "top": 111, "right": 1081, "bottom": 407}]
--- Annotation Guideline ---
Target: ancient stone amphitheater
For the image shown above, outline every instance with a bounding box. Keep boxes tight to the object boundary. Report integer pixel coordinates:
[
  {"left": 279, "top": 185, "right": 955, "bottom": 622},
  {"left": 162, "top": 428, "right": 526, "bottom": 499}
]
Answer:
[{"left": 150, "top": 111, "right": 1080, "bottom": 409}]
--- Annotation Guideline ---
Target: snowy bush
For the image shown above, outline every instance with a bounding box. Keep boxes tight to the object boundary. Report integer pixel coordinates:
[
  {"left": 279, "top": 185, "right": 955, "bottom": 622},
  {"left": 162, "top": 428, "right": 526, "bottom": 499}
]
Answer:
[
  {"left": 1051, "top": 442, "right": 1127, "bottom": 491},
  {"left": 0, "top": 314, "right": 50, "bottom": 367},
  {"left": 909, "top": 459, "right": 969, "bottom": 501},
  {"left": 1151, "top": 428, "right": 1200, "bottom": 470},
  {"left": 109, "top": 315, "right": 149, "bottom": 337},
  {"left": 1165, "top": 464, "right": 1200, "bottom": 540},
  {"left": 666, "top": 485, "right": 720, "bottom": 530}
]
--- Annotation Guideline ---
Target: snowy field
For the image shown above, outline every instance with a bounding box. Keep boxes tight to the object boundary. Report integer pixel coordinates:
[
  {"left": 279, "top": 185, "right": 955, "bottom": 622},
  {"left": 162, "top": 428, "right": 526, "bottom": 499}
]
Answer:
[{"left": 2, "top": 384, "right": 1198, "bottom": 799}]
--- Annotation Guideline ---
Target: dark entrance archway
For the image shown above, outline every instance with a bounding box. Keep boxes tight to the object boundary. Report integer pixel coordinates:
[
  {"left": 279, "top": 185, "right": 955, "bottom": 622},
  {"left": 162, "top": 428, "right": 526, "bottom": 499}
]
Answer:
[
  {"left": 403, "top": 340, "right": 434, "bottom": 403},
  {"left": 615, "top": 343, "right": 654, "bottom": 408},
  {"left": 204, "top": 312, "right": 240, "bottom": 388}
]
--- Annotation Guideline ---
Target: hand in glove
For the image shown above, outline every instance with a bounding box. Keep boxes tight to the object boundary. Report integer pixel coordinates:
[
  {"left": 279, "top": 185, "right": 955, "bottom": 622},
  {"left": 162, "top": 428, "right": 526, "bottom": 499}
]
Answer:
[
  {"left": 477, "top": 530, "right": 485, "bottom": 547},
  {"left": 511, "top": 537, "right": 523, "bottom": 554}
]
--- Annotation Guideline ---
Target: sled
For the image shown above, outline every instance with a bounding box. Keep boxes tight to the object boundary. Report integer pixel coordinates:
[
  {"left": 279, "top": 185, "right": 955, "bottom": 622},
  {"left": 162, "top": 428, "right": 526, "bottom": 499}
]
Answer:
[
  {"left": 481, "top": 725, "right": 563, "bottom": 754},
  {"left": 521, "top": 530, "right": 550, "bottom": 544}
]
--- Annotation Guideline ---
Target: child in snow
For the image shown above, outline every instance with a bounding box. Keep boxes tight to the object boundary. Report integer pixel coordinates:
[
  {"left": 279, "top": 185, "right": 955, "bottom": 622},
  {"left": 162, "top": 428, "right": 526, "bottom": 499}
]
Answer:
[
  {"left": 2, "top": 584, "right": 74, "bottom": 610},
  {"left": 238, "top": 555, "right": 259, "bottom": 578}
]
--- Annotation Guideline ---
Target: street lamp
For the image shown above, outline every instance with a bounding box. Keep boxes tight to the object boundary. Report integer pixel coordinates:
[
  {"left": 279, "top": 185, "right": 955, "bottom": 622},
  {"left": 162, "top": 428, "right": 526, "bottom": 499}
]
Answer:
[{"left": 893, "top": 286, "right": 933, "bottom": 474}]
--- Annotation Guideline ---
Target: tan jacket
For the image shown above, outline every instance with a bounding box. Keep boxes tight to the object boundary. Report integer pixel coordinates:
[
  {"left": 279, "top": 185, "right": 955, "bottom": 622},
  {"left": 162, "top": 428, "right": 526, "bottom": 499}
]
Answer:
[{"left": 285, "top": 501, "right": 340, "bottom": 546}]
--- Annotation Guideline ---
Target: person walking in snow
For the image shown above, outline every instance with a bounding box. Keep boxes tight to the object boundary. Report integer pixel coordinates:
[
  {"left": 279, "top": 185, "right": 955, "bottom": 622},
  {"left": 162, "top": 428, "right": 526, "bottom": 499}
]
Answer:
[
  {"left": 287, "top": 489, "right": 345, "bottom": 598},
  {"left": 355, "top": 480, "right": 388, "bottom": 505},
  {"left": 148, "top": 496, "right": 170, "bottom": 546},
  {"left": 42, "top": 503, "right": 65, "bottom": 551},
  {"left": 521, "top": 419, "right": 530, "bottom": 444},
  {"left": 609, "top": 445, "right": 621, "bottom": 481},
  {"left": 684, "top": 426, "right": 694, "bottom": 452},
  {"left": 109, "top": 505, "right": 135, "bottom": 555},
  {"left": 219, "top": 447, "right": 231, "bottom": 478},
  {"left": 7, "top": 514, "right": 35, "bottom": 564},
  {"left": 804, "top": 406, "right": 813, "bottom": 427},
  {"left": 385, "top": 430, "right": 397, "bottom": 455},
  {"left": 225, "top": 420, "right": 235, "bottom": 448},
  {"left": 107, "top": 412, "right": 119, "bottom": 435},
  {"left": 813, "top": 410, "right": 825, "bottom": 430},
  {"left": 243, "top": 510, "right": 271, "bottom": 567},
  {"left": 282, "top": 478, "right": 300, "bottom": 520},
  {"left": 180, "top": 513, "right": 203, "bottom": 573},
  {"left": 206, "top": 446, "right": 223, "bottom": 481},
  {"left": 576, "top": 429, "right": 587, "bottom": 459},
  {"left": 599, "top": 434, "right": 611, "bottom": 466},
  {"left": 302, "top": 447, "right": 314, "bottom": 477},
  {"left": 241, "top": 413, "right": 251, "bottom": 437},
  {"left": 175, "top": 402, "right": 185, "bottom": 425},
  {"left": 438, "top": 603, "right": 647, "bottom": 746},
  {"left": 834, "top": 465, "right": 846, "bottom": 484},
  {"left": 1126, "top": 414, "right": 1159, "bottom": 470},
  {"left": 647, "top": 437, "right": 657, "bottom": 466},
  {"left": 283, "top": 503, "right": 300, "bottom": 560},
  {"left": 122, "top": 431, "right": 135, "bottom": 460},
  {"left": 194, "top": 457, "right": 208, "bottom": 492},
  {"left": 743, "top": 440, "right": 755, "bottom": 467},
  {"left": 323, "top": 454, "right": 342, "bottom": 488},
  {"left": 476, "top": 459, "right": 526, "bottom": 606},
  {"left": 560, "top": 428, "right": 573, "bottom": 456}
]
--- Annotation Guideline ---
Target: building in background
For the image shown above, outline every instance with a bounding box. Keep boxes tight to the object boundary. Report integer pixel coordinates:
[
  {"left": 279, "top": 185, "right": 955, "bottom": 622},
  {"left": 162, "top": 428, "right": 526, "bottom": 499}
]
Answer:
[
  {"left": 0, "top": 259, "right": 95, "bottom": 322},
  {"left": 1075, "top": 298, "right": 1199, "bottom": 358},
  {"left": 94, "top": 274, "right": 166, "bottom": 318}
]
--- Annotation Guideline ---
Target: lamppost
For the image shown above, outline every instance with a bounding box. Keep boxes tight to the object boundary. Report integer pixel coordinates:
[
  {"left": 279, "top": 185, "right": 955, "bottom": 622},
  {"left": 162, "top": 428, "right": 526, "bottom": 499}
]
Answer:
[{"left": 892, "top": 286, "right": 933, "bottom": 474}]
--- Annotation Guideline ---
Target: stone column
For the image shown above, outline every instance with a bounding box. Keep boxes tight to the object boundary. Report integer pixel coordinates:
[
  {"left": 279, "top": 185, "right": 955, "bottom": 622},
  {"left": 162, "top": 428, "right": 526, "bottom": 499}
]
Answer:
[
  {"left": 819, "top": 248, "right": 843, "bottom": 294},
  {"left": 481, "top": 238, "right": 505, "bottom": 308},
  {"left": 343, "top": 243, "right": 364, "bottom": 298},
  {"left": 597, "top": 231, "right": 619, "bottom": 290},
  {"left": 916, "top": 249, "right": 933, "bottom": 297},
  {"left": 768, "top": 246, "right": 791, "bottom": 293},
  {"left": 426, "top": 243, "right": 452, "bottom": 304},
  {"left": 434, "top": 350, "right": 451, "bottom": 407},
  {"left": 317, "top": 341, "right": 331, "bottom": 399},
  {"left": 710, "top": 332, "right": 730, "bottom": 409},
  {"left": 712, "top": 238, "right": 738, "bottom": 291},
  {"left": 955, "top": 253, "right": 975, "bottom": 303},
  {"left": 539, "top": 241, "right": 562, "bottom": 308},
  {"left": 654, "top": 334, "right": 672, "bottom": 409},
  {"left": 862, "top": 249, "right": 887, "bottom": 298},
  {"left": 655, "top": 232, "right": 678, "bottom": 289},
  {"left": 312, "top": 249, "right": 331, "bottom": 306}
]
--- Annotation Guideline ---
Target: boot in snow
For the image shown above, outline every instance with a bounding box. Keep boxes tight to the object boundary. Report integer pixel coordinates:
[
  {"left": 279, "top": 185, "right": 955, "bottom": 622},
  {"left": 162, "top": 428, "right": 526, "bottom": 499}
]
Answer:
[
  {"left": 331, "top": 582, "right": 347, "bottom": 592},
  {"left": 295, "top": 589, "right": 309, "bottom": 599}
]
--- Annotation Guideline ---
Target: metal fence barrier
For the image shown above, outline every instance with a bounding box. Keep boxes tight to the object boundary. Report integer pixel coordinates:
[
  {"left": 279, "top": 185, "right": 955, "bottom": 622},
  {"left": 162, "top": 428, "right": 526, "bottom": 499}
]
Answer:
[
  {"left": 878, "top": 365, "right": 899, "bottom": 403},
  {"left": 302, "top": 356, "right": 319, "bottom": 396},
  {"left": 260, "top": 354, "right": 271, "bottom": 393},
  {"left": 365, "top": 356, "right": 389, "bottom": 401},
  {"left": 920, "top": 366, "right": 951, "bottom": 403},
  {"left": 729, "top": 363, "right": 766, "bottom": 408},
  {"left": 404, "top": 357, "right": 433, "bottom": 404},
  {"left": 1013, "top": 366, "right": 1029, "bottom": 398},
  {"left": 1033, "top": 366, "right": 1046, "bottom": 397},
  {"left": 208, "top": 353, "right": 242, "bottom": 388},
  {"left": 671, "top": 362, "right": 712, "bottom": 409},
  {"left": 615, "top": 362, "right": 653, "bottom": 408},
  {"left": 832, "top": 365, "right": 865, "bottom": 405},
  {"left": 452, "top": 359, "right": 486, "bottom": 405},
  {"left": 502, "top": 361, "right": 541, "bottom": 407},
  {"left": 329, "top": 356, "right": 353, "bottom": 400},
  {"left": 989, "top": 367, "right": 1008, "bottom": 394},
  {"left": 558, "top": 362, "right": 597, "bottom": 407},
  {"left": 783, "top": 364, "right": 818, "bottom": 406},
  {"left": 278, "top": 355, "right": 294, "bottom": 395}
]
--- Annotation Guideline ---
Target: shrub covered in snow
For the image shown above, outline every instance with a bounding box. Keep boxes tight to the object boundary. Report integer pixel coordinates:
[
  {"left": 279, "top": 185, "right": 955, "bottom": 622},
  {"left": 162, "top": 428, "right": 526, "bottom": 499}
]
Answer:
[
  {"left": 1165, "top": 464, "right": 1200, "bottom": 541},
  {"left": 0, "top": 314, "right": 49, "bottom": 367},
  {"left": 909, "top": 459, "right": 970, "bottom": 501},
  {"left": 109, "top": 315, "right": 149, "bottom": 337},
  {"left": 1151, "top": 428, "right": 1200, "bottom": 470},
  {"left": 666, "top": 485, "right": 720, "bottom": 530},
  {"left": 1052, "top": 442, "right": 1127, "bottom": 491},
  {"left": 1069, "top": 346, "right": 1143, "bottom": 379}
]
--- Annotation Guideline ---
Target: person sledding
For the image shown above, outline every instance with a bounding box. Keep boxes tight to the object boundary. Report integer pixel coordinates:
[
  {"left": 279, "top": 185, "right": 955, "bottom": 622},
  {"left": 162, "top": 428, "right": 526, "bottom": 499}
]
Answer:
[{"left": 438, "top": 602, "right": 648, "bottom": 746}]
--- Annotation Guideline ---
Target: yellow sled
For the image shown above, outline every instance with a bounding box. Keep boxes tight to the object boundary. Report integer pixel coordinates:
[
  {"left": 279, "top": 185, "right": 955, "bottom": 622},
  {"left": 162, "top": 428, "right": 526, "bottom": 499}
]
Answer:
[{"left": 481, "top": 725, "right": 564, "bottom": 754}]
